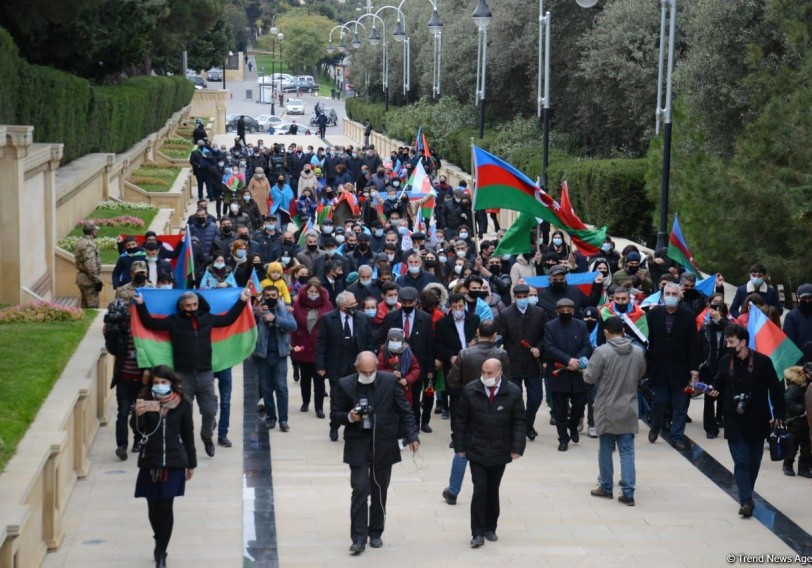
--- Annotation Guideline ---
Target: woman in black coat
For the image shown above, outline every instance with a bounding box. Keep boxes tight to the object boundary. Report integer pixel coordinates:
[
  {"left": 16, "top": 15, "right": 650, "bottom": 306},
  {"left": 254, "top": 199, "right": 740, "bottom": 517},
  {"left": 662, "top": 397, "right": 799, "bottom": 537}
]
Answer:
[{"left": 133, "top": 365, "right": 197, "bottom": 567}]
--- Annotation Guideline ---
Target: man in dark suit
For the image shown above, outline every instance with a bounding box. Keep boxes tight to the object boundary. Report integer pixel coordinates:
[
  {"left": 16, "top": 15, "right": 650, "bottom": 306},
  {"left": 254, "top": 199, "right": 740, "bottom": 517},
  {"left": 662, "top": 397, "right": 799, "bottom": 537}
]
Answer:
[
  {"left": 380, "top": 286, "right": 435, "bottom": 432},
  {"left": 435, "top": 293, "right": 480, "bottom": 419},
  {"left": 544, "top": 298, "right": 593, "bottom": 452},
  {"left": 319, "top": 259, "right": 346, "bottom": 306},
  {"left": 316, "top": 291, "right": 375, "bottom": 441},
  {"left": 646, "top": 282, "right": 700, "bottom": 450},
  {"left": 496, "top": 284, "right": 547, "bottom": 441},
  {"left": 331, "top": 351, "right": 420, "bottom": 554}
]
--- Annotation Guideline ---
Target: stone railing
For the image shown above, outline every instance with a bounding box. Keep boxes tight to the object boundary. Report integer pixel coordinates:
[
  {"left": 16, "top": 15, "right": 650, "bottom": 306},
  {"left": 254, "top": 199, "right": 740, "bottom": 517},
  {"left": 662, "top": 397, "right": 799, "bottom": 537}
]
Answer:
[
  {"left": 190, "top": 90, "right": 227, "bottom": 136},
  {"left": 0, "top": 314, "right": 112, "bottom": 568}
]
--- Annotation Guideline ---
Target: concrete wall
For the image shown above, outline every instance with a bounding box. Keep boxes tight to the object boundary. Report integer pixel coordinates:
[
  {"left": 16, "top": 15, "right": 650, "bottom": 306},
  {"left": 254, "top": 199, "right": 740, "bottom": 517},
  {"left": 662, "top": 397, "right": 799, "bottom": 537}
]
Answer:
[{"left": 190, "top": 90, "right": 228, "bottom": 136}]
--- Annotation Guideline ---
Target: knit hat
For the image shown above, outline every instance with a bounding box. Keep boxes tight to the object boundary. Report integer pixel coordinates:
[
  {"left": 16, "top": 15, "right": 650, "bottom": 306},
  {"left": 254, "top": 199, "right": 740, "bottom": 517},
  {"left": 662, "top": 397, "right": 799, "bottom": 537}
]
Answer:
[{"left": 267, "top": 262, "right": 283, "bottom": 276}]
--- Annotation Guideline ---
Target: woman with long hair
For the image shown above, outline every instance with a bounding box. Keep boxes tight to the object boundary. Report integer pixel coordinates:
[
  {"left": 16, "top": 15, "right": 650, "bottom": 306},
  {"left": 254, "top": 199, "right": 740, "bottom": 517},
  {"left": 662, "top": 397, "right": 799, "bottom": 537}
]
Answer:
[{"left": 133, "top": 365, "right": 196, "bottom": 568}]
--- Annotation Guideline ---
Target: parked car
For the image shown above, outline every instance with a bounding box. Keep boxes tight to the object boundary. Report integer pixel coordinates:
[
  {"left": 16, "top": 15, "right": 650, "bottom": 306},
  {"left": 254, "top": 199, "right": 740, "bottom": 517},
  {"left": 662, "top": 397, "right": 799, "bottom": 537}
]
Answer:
[
  {"left": 277, "top": 122, "right": 311, "bottom": 135},
  {"left": 286, "top": 99, "right": 305, "bottom": 115},
  {"left": 255, "top": 114, "right": 284, "bottom": 131},
  {"left": 225, "top": 115, "right": 261, "bottom": 133},
  {"left": 189, "top": 75, "right": 207, "bottom": 89},
  {"left": 257, "top": 73, "right": 294, "bottom": 86},
  {"left": 206, "top": 67, "right": 223, "bottom": 81},
  {"left": 282, "top": 79, "right": 319, "bottom": 94}
]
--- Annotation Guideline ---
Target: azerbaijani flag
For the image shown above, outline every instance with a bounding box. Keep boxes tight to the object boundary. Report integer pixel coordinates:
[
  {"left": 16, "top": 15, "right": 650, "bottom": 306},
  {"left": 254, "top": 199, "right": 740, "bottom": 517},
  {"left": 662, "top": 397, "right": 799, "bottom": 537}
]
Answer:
[
  {"left": 316, "top": 202, "right": 332, "bottom": 225},
  {"left": 472, "top": 146, "right": 606, "bottom": 254},
  {"left": 404, "top": 161, "right": 435, "bottom": 221},
  {"left": 695, "top": 273, "right": 717, "bottom": 297},
  {"left": 494, "top": 212, "right": 537, "bottom": 255},
  {"left": 640, "top": 290, "right": 662, "bottom": 308},
  {"left": 297, "top": 217, "right": 314, "bottom": 247},
  {"left": 557, "top": 182, "right": 602, "bottom": 256},
  {"left": 121, "top": 234, "right": 183, "bottom": 269},
  {"left": 747, "top": 303, "right": 803, "bottom": 379},
  {"left": 667, "top": 213, "right": 700, "bottom": 275},
  {"left": 130, "top": 288, "right": 257, "bottom": 373},
  {"left": 173, "top": 227, "right": 194, "bottom": 288},
  {"left": 247, "top": 268, "right": 264, "bottom": 297},
  {"left": 415, "top": 126, "right": 432, "bottom": 158},
  {"left": 600, "top": 301, "right": 649, "bottom": 344},
  {"left": 525, "top": 272, "right": 598, "bottom": 298}
]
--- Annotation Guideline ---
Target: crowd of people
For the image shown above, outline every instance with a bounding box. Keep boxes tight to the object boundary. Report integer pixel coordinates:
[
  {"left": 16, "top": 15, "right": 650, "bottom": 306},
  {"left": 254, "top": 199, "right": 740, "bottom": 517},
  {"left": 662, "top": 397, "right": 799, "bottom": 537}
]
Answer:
[{"left": 80, "top": 126, "right": 812, "bottom": 564}]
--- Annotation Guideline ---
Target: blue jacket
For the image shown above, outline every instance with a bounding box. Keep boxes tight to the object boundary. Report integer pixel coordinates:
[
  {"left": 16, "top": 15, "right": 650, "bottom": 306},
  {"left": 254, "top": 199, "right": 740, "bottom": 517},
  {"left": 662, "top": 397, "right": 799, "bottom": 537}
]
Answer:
[
  {"left": 254, "top": 300, "right": 297, "bottom": 358},
  {"left": 730, "top": 282, "right": 782, "bottom": 318}
]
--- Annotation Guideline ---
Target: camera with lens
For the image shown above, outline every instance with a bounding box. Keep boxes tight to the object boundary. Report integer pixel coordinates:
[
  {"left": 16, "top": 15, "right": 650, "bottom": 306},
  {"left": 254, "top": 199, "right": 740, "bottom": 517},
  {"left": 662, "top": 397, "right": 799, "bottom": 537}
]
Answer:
[
  {"left": 354, "top": 398, "right": 375, "bottom": 430},
  {"left": 733, "top": 393, "right": 749, "bottom": 415}
]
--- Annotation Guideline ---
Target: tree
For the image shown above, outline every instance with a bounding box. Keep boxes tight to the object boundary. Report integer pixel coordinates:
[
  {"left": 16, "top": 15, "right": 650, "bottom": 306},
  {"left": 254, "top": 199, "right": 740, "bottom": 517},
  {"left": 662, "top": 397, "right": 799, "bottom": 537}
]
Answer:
[
  {"left": 146, "top": 0, "right": 223, "bottom": 75},
  {"left": 274, "top": 10, "right": 335, "bottom": 75},
  {"left": 188, "top": 12, "right": 233, "bottom": 72}
]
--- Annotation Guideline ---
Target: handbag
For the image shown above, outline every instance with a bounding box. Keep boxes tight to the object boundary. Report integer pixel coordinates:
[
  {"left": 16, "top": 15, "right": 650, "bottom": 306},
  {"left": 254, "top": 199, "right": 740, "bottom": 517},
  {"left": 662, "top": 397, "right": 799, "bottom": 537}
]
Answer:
[{"left": 768, "top": 427, "right": 792, "bottom": 462}]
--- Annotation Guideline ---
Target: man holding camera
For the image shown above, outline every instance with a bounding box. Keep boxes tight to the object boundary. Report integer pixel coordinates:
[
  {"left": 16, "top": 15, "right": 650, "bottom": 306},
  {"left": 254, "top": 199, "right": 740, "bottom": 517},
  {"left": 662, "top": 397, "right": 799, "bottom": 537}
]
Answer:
[
  {"left": 707, "top": 325, "right": 785, "bottom": 518},
  {"left": 330, "top": 351, "right": 420, "bottom": 554}
]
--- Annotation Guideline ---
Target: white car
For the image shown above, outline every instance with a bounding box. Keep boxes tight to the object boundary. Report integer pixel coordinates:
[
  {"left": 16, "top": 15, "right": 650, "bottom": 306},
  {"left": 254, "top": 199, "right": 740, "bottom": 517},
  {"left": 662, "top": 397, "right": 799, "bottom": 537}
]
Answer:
[
  {"left": 255, "top": 114, "right": 284, "bottom": 131},
  {"left": 286, "top": 99, "right": 305, "bottom": 115},
  {"left": 257, "top": 73, "right": 294, "bottom": 86}
]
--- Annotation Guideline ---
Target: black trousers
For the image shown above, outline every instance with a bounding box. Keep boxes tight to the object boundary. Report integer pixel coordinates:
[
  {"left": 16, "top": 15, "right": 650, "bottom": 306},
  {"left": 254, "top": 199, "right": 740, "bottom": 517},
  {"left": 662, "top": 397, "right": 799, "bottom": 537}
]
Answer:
[
  {"left": 703, "top": 393, "right": 723, "bottom": 435},
  {"left": 469, "top": 461, "right": 506, "bottom": 537},
  {"left": 551, "top": 391, "right": 587, "bottom": 443},
  {"left": 147, "top": 499, "right": 174, "bottom": 554},
  {"left": 298, "top": 362, "right": 325, "bottom": 410},
  {"left": 349, "top": 463, "right": 392, "bottom": 543},
  {"left": 411, "top": 378, "right": 434, "bottom": 427},
  {"left": 116, "top": 379, "right": 143, "bottom": 448}
]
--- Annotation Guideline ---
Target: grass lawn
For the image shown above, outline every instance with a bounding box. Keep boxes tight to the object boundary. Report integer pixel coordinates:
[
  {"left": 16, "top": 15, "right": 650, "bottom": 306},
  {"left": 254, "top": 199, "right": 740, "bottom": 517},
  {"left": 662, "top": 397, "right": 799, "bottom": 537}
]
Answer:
[
  {"left": 65, "top": 206, "right": 158, "bottom": 264},
  {"left": 252, "top": 56, "right": 336, "bottom": 97},
  {"left": 161, "top": 137, "right": 194, "bottom": 160},
  {"left": 0, "top": 314, "right": 95, "bottom": 472},
  {"left": 128, "top": 164, "right": 182, "bottom": 193}
]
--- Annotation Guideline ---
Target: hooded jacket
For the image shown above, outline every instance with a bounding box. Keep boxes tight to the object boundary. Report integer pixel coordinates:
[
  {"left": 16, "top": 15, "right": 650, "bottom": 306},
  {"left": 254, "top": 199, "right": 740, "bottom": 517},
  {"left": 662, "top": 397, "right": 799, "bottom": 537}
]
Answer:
[
  {"left": 509, "top": 255, "right": 537, "bottom": 293},
  {"left": 784, "top": 366, "right": 809, "bottom": 420},
  {"left": 584, "top": 338, "right": 647, "bottom": 435}
]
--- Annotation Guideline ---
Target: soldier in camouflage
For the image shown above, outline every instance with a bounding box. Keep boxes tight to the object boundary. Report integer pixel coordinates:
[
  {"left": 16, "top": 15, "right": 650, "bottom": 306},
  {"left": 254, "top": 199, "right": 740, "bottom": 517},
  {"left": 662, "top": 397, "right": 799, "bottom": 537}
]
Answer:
[
  {"left": 75, "top": 221, "right": 103, "bottom": 308},
  {"left": 115, "top": 260, "right": 154, "bottom": 302}
]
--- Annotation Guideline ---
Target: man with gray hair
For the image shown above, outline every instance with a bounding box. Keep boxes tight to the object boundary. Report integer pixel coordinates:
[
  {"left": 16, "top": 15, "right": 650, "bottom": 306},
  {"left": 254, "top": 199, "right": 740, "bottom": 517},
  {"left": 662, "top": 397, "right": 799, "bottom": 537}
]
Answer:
[{"left": 133, "top": 287, "right": 252, "bottom": 457}]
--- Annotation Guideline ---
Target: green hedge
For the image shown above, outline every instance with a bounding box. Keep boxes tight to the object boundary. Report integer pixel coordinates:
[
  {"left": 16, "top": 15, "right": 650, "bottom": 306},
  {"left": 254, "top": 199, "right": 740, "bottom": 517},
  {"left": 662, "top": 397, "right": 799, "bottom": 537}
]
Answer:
[
  {"left": 345, "top": 98, "right": 388, "bottom": 135},
  {"left": 0, "top": 28, "right": 194, "bottom": 164}
]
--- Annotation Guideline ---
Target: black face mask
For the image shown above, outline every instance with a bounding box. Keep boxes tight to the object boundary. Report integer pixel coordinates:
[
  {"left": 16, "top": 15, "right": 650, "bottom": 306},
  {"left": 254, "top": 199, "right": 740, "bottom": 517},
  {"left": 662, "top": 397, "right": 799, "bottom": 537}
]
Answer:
[
  {"left": 222, "top": 226, "right": 232, "bottom": 235},
  {"left": 469, "top": 291, "right": 484, "bottom": 300},
  {"left": 626, "top": 265, "right": 639, "bottom": 274},
  {"left": 284, "top": 240, "right": 295, "bottom": 246},
  {"left": 239, "top": 234, "right": 249, "bottom": 241},
  {"left": 307, "top": 244, "right": 318, "bottom": 252},
  {"left": 184, "top": 309, "right": 198, "bottom": 318},
  {"left": 358, "top": 243, "right": 369, "bottom": 250},
  {"left": 345, "top": 244, "right": 356, "bottom": 251},
  {"left": 683, "top": 289, "right": 698, "bottom": 301},
  {"left": 297, "top": 275, "right": 309, "bottom": 284},
  {"left": 265, "top": 298, "right": 278, "bottom": 309},
  {"left": 424, "top": 260, "right": 436, "bottom": 268},
  {"left": 799, "top": 302, "right": 812, "bottom": 315},
  {"left": 615, "top": 302, "right": 629, "bottom": 314},
  {"left": 132, "top": 275, "right": 146, "bottom": 286},
  {"left": 726, "top": 346, "right": 739, "bottom": 356},
  {"left": 196, "top": 218, "right": 206, "bottom": 226},
  {"left": 585, "top": 319, "right": 598, "bottom": 331},
  {"left": 401, "top": 305, "right": 415, "bottom": 314},
  {"left": 343, "top": 306, "right": 356, "bottom": 316},
  {"left": 558, "top": 312, "right": 573, "bottom": 323},
  {"left": 551, "top": 281, "right": 566, "bottom": 293}
]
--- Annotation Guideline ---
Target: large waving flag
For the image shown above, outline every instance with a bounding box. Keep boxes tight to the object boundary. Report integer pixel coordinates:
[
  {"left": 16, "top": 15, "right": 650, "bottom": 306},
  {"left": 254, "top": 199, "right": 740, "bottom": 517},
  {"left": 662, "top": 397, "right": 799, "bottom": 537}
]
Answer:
[
  {"left": 472, "top": 146, "right": 606, "bottom": 254},
  {"left": 415, "top": 126, "right": 431, "bottom": 158},
  {"left": 747, "top": 303, "right": 802, "bottom": 379},
  {"left": 667, "top": 213, "right": 700, "bottom": 275},
  {"left": 173, "top": 227, "right": 195, "bottom": 288},
  {"left": 130, "top": 288, "right": 257, "bottom": 372},
  {"left": 525, "top": 272, "right": 598, "bottom": 297},
  {"left": 404, "top": 161, "right": 436, "bottom": 221},
  {"left": 640, "top": 290, "right": 662, "bottom": 308},
  {"left": 494, "top": 212, "right": 537, "bottom": 255}
]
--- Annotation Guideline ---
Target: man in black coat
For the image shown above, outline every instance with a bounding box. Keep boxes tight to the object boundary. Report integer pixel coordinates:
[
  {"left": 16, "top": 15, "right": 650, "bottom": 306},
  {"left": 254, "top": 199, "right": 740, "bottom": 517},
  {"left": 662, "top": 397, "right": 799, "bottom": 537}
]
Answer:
[
  {"left": 380, "top": 287, "right": 435, "bottom": 432},
  {"left": 331, "top": 351, "right": 419, "bottom": 554},
  {"left": 544, "top": 298, "right": 593, "bottom": 451},
  {"left": 435, "top": 293, "right": 480, "bottom": 418},
  {"left": 645, "top": 283, "right": 700, "bottom": 450},
  {"left": 133, "top": 288, "right": 251, "bottom": 458},
  {"left": 496, "top": 284, "right": 547, "bottom": 441},
  {"left": 316, "top": 291, "right": 375, "bottom": 441},
  {"left": 454, "top": 357, "right": 525, "bottom": 548},
  {"left": 707, "top": 325, "right": 785, "bottom": 518},
  {"left": 537, "top": 265, "right": 601, "bottom": 320}
]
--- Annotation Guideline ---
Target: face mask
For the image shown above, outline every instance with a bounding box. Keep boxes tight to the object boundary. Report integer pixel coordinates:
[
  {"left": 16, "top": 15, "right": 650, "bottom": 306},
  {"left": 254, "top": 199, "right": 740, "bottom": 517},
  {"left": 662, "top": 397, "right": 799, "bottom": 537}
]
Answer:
[
  {"left": 325, "top": 249, "right": 336, "bottom": 257},
  {"left": 626, "top": 265, "right": 639, "bottom": 274},
  {"left": 358, "top": 371, "right": 377, "bottom": 385},
  {"left": 751, "top": 277, "right": 764, "bottom": 287},
  {"left": 222, "top": 225, "right": 233, "bottom": 234},
  {"left": 213, "top": 262, "right": 225, "bottom": 270},
  {"left": 158, "top": 284, "right": 174, "bottom": 290},
  {"left": 558, "top": 312, "right": 573, "bottom": 323},
  {"left": 528, "top": 296, "right": 538, "bottom": 305},
  {"left": 357, "top": 278, "right": 371, "bottom": 287},
  {"left": 515, "top": 298, "right": 530, "bottom": 310},
  {"left": 303, "top": 293, "right": 318, "bottom": 303},
  {"left": 452, "top": 309, "right": 465, "bottom": 321},
  {"left": 664, "top": 296, "right": 680, "bottom": 308},
  {"left": 343, "top": 306, "right": 356, "bottom": 316},
  {"left": 352, "top": 153, "right": 358, "bottom": 158},
  {"left": 553, "top": 237, "right": 563, "bottom": 246},
  {"left": 800, "top": 302, "right": 812, "bottom": 315},
  {"left": 132, "top": 275, "right": 147, "bottom": 286},
  {"left": 196, "top": 217, "right": 206, "bottom": 225},
  {"left": 244, "top": 194, "right": 252, "bottom": 202},
  {"left": 452, "top": 265, "right": 462, "bottom": 275},
  {"left": 152, "top": 384, "right": 172, "bottom": 396},
  {"left": 281, "top": 257, "right": 291, "bottom": 265},
  {"left": 501, "top": 254, "right": 511, "bottom": 261},
  {"left": 385, "top": 296, "right": 398, "bottom": 306},
  {"left": 398, "top": 226, "right": 408, "bottom": 235},
  {"left": 585, "top": 319, "right": 598, "bottom": 331},
  {"left": 388, "top": 340, "right": 403, "bottom": 351},
  {"left": 726, "top": 345, "right": 740, "bottom": 357},
  {"left": 335, "top": 235, "right": 345, "bottom": 244},
  {"left": 459, "top": 232, "right": 469, "bottom": 240},
  {"left": 235, "top": 250, "right": 246, "bottom": 259},
  {"left": 408, "top": 265, "right": 420, "bottom": 275},
  {"left": 401, "top": 305, "right": 415, "bottom": 314},
  {"left": 323, "top": 225, "right": 334, "bottom": 234},
  {"left": 265, "top": 224, "right": 276, "bottom": 232},
  {"left": 264, "top": 298, "right": 278, "bottom": 309},
  {"left": 480, "top": 376, "right": 497, "bottom": 388},
  {"left": 551, "top": 281, "right": 566, "bottom": 292},
  {"left": 307, "top": 244, "right": 318, "bottom": 252},
  {"left": 614, "top": 302, "right": 629, "bottom": 314},
  {"left": 601, "top": 243, "right": 612, "bottom": 253},
  {"left": 256, "top": 174, "right": 264, "bottom": 179},
  {"left": 218, "top": 162, "right": 225, "bottom": 167},
  {"left": 146, "top": 256, "right": 157, "bottom": 263},
  {"left": 468, "top": 291, "right": 484, "bottom": 300}
]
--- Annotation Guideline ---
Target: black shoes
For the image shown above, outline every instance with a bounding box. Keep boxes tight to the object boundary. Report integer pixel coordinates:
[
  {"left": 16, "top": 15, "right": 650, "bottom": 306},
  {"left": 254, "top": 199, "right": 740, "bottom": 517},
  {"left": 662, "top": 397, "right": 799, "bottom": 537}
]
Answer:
[
  {"left": 673, "top": 439, "right": 690, "bottom": 451},
  {"left": 739, "top": 500, "right": 754, "bottom": 518},
  {"left": 558, "top": 442, "right": 568, "bottom": 452},
  {"left": 485, "top": 531, "right": 498, "bottom": 542},
  {"left": 316, "top": 410, "right": 325, "bottom": 419},
  {"left": 618, "top": 495, "right": 635, "bottom": 506},
  {"left": 330, "top": 427, "right": 339, "bottom": 441},
  {"left": 155, "top": 550, "right": 167, "bottom": 567},
  {"left": 279, "top": 422, "right": 290, "bottom": 432},
  {"left": 350, "top": 540, "right": 365, "bottom": 554},
  {"left": 442, "top": 488, "right": 457, "bottom": 505},
  {"left": 115, "top": 446, "right": 128, "bottom": 461},
  {"left": 470, "top": 535, "right": 485, "bottom": 548},
  {"left": 570, "top": 429, "right": 580, "bottom": 444},
  {"left": 203, "top": 439, "right": 215, "bottom": 457},
  {"left": 706, "top": 431, "right": 718, "bottom": 439},
  {"left": 434, "top": 406, "right": 443, "bottom": 414},
  {"left": 783, "top": 465, "right": 796, "bottom": 477},
  {"left": 798, "top": 470, "right": 812, "bottom": 479},
  {"left": 132, "top": 440, "right": 143, "bottom": 454},
  {"left": 217, "top": 436, "right": 232, "bottom": 448},
  {"left": 267, "top": 419, "right": 277, "bottom": 430},
  {"left": 648, "top": 429, "right": 658, "bottom": 443},
  {"left": 549, "top": 416, "right": 556, "bottom": 425},
  {"left": 527, "top": 427, "right": 538, "bottom": 441},
  {"left": 421, "top": 424, "right": 433, "bottom": 433},
  {"left": 300, "top": 404, "right": 309, "bottom": 412},
  {"left": 369, "top": 537, "right": 383, "bottom": 548}
]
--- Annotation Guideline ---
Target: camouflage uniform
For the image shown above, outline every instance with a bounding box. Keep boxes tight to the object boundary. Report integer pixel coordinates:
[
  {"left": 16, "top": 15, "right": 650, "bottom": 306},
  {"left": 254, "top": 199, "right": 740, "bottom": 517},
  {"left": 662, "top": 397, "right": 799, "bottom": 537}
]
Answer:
[
  {"left": 115, "top": 261, "right": 154, "bottom": 302},
  {"left": 75, "top": 229, "right": 102, "bottom": 308}
]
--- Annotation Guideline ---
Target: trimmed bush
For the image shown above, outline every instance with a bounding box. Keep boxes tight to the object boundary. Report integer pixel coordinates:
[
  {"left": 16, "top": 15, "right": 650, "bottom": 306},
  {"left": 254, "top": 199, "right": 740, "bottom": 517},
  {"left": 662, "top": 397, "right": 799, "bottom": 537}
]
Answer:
[
  {"left": 345, "top": 98, "right": 387, "bottom": 134},
  {"left": 0, "top": 27, "right": 194, "bottom": 164}
]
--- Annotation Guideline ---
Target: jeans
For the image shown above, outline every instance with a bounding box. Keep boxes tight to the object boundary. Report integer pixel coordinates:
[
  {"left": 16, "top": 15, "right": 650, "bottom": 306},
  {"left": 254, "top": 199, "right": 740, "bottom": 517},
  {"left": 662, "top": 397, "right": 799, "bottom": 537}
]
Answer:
[
  {"left": 598, "top": 433, "right": 636, "bottom": 497},
  {"left": 651, "top": 384, "right": 689, "bottom": 441},
  {"left": 176, "top": 371, "right": 217, "bottom": 442},
  {"left": 469, "top": 461, "right": 506, "bottom": 537},
  {"left": 448, "top": 453, "right": 469, "bottom": 496},
  {"left": 727, "top": 437, "right": 765, "bottom": 504},
  {"left": 350, "top": 463, "right": 392, "bottom": 543},
  {"left": 510, "top": 376, "right": 542, "bottom": 431},
  {"left": 258, "top": 354, "right": 289, "bottom": 423},
  {"left": 115, "top": 380, "right": 142, "bottom": 447},
  {"left": 214, "top": 368, "right": 232, "bottom": 437}
]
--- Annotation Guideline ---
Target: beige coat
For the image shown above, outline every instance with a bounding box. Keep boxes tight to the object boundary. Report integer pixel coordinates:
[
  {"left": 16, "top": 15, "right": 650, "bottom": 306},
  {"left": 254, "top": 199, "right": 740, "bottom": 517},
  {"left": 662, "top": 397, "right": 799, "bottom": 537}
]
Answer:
[{"left": 248, "top": 175, "right": 271, "bottom": 217}]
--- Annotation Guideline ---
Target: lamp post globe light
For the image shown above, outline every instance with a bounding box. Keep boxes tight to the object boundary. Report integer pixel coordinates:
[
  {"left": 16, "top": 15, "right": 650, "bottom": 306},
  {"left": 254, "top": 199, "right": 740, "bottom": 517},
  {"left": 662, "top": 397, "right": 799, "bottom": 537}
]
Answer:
[
  {"left": 351, "top": 32, "right": 362, "bottom": 49},
  {"left": 472, "top": 0, "right": 493, "bottom": 139}
]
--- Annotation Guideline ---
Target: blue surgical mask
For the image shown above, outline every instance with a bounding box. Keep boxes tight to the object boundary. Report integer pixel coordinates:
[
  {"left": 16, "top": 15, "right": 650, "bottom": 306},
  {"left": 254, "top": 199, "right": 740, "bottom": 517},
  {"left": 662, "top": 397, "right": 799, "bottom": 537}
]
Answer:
[
  {"left": 601, "top": 243, "right": 612, "bottom": 253},
  {"left": 459, "top": 232, "right": 469, "bottom": 240},
  {"left": 235, "top": 250, "right": 246, "bottom": 259},
  {"left": 751, "top": 277, "right": 764, "bottom": 287},
  {"left": 265, "top": 224, "right": 276, "bottom": 231},
  {"left": 408, "top": 265, "right": 420, "bottom": 275},
  {"left": 243, "top": 195, "right": 251, "bottom": 202},
  {"left": 501, "top": 254, "right": 511, "bottom": 261},
  {"left": 359, "top": 278, "right": 372, "bottom": 286},
  {"left": 374, "top": 229, "right": 384, "bottom": 237},
  {"left": 664, "top": 296, "right": 680, "bottom": 308},
  {"left": 364, "top": 308, "right": 377, "bottom": 318},
  {"left": 398, "top": 226, "right": 408, "bottom": 235},
  {"left": 438, "top": 255, "right": 448, "bottom": 264},
  {"left": 213, "top": 261, "right": 225, "bottom": 269},
  {"left": 528, "top": 296, "right": 538, "bottom": 305},
  {"left": 152, "top": 384, "right": 171, "bottom": 396},
  {"left": 515, "top": 298, "right": 530, "bottom": 310},
  {"left": 553, "top": 237, "right": 563, "bottom": 246},
  {"left": 388, "top": 340, "right": 403, "bottom": 351}
]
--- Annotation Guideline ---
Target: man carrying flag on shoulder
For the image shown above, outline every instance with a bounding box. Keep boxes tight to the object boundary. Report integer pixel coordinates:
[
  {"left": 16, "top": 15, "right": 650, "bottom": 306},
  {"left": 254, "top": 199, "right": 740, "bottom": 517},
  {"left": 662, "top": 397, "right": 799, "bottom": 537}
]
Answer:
[
  {"left": 132, "top": 287, "right": 252, "bottom": 458},
  {"left": 598, "top": 287, "right": 649, "bottom": 348}
]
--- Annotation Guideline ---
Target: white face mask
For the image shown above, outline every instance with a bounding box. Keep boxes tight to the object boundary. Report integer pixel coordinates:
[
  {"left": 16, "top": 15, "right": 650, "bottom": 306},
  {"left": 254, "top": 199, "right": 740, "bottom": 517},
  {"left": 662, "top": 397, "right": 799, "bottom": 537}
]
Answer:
[
  {"left": 307, "top": 293, "right": 320, "bottom": 301},
  {"left": 357, "top": 371, "right": 377, "bottom": 385},
  {"left": 158, "top": 284, "right": 173, "bottom": 289},
  {"left": 385, "top": 296, "right": 398, "bottom": 306},
  {"left": 480, "top": 376, "right": 497, "bottom": 388},
  {"left": 336, "top": 235, "right": 345, "bottom": 244},
  {"left": 388, "top": 340, "right": 403, "bottom": 352}
]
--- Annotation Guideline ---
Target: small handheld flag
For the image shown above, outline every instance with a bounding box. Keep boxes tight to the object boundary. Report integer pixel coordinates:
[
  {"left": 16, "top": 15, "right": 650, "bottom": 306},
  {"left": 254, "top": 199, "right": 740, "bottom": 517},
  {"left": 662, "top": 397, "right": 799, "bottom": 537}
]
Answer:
[
  {"left": 747, "top": 304, "right": 802, "bottom": 379},
  {"left": 667, "top": 213, "right": 700, "bottom": 275}
]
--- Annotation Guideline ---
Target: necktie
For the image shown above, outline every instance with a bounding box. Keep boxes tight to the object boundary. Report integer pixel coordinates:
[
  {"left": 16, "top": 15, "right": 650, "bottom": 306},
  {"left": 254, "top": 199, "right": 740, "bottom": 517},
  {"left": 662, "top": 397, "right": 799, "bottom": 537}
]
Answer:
[
  {"left": 488, "top": 386, "right": 496, "bottom": 404},
  {"left": 344, "top": 315, "right": 351, "bottom": 338},
  {"left": 404, "top": 313, "right": 411, "bottom": 338}
]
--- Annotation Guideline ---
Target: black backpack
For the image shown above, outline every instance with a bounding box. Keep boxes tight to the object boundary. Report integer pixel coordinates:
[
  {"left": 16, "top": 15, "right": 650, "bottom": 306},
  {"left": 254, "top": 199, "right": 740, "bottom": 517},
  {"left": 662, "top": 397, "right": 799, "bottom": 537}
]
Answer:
[{"left": 103, "top": 299, "right": 131, "bottom": 357}]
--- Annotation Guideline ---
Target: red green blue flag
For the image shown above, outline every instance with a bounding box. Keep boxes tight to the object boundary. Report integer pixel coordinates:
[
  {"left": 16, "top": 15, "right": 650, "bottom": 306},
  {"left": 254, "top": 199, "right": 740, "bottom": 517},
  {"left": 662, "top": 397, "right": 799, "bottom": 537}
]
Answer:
[
  {"left": 472, "top": 146, "right": 606, "bottom": 255},
  {"left": 130, "top": 288, "right": 257, "bottom": 372},
  {"left": 667, "top": 213, "right": 700, "bottom": 275},
  {"left": 247, "top": 268, "right": 264, "bottom": 297},
  {"left": 173, "top": 226, "right": 195, "bottom": 288},
  {"left": 747, "top": 303, "right": 802, "bottom": 379},
  {"left": 525, "top": 272, "right": 598, "bottom": 298}
]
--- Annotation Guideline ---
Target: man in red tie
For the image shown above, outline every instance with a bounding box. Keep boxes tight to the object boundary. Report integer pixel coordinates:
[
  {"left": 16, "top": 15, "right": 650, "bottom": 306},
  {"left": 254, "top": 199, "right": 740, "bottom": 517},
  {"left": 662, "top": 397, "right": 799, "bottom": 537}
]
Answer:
[{"left": 453, "top": 358, "right": 526, "bottom": 548}]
